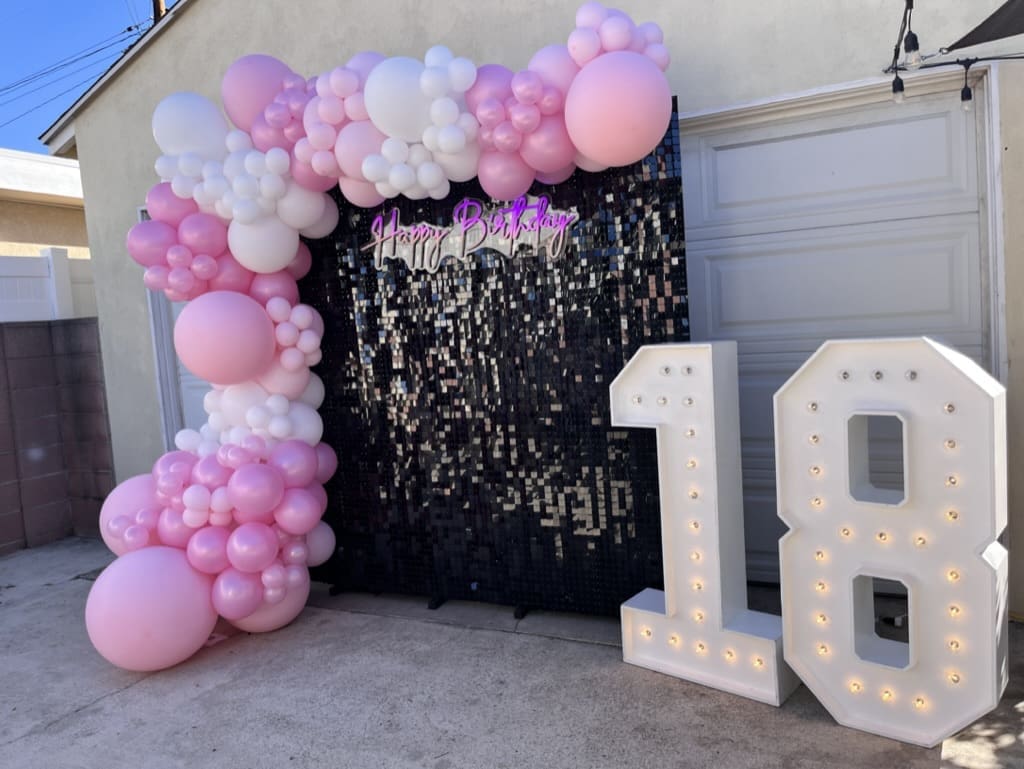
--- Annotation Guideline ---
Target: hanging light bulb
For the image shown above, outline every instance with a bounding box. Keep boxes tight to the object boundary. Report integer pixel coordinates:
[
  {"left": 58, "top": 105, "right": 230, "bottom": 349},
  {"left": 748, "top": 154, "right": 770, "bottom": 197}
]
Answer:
[
  {"left": 961, "top": 84, "right": 973, "bottom": 112},
  {"left": 903, "top": 30, "right": 922, "bottom": 69},
  {"left": 892, "top": 74, "right": 906, "bottom": 104}
]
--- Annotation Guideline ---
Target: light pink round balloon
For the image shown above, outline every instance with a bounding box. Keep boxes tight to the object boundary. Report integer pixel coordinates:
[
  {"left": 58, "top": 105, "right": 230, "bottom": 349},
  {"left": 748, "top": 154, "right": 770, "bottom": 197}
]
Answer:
[
  {"left": 257, "top": 359, "right": 311, "bottom": 399},
  {"left": 222, "top": 54, "right": 293, "bottom": 131},
  {"left": 345, "top": 51, "right": 385, "bottom": 87},
  {"left": 290, "top": 156, "right": 338, "bottom": 192},
  {"left": 85, "top": 547, "right": 217, "bottom": 671},
  {"left": 477, "top": 150, "right": 535, "bottom": 201},
  {"left": 519, "top": 116, "right": 575, "bottom": 173},
  {"left": 334, "top": 120, "right": 387, "bottom": 181},
  {"left": 305, "top": 521, "right": 336, "bottom": 566},
  {"left": 212, "top": 567, "right": 264, "bottom": 620},
  {"left": 186, "top": 525, "right": 231, "bottom": 574},
  {"left": 564, "top": 51, "right": 672, "bottom": 168},
  {"left": 99, "top": 474, "right": 158, "bottom": 556},
  {"left": 156, "top": 507, "right": 194, "bottom": 548},
  {"left": 228, "top": 462, "right": 285, "bottom": 518},
  {"left": 146, "top": 182, "right": 199, "bottom": 227},
  {"left": 178, "top": 213, "right": 228, "bottom": 257},
  {"left": 229, "top": 568, "right": 310, "bottom": 633},
  {"left": 465, "top": 64, "right": 514, "bottom": 115},
  {"left": 273, "top": 487, "right": 322, "bottom": 535},
  {"left": 249, "top": 270, "right": 300, "bottom": 306},
  {"left": 339, "top": 177, "right": 386, "bottom": 208},
  {"left": 527, "top": 44, "right": 581, "bottom": 96},
  {"left": 173, "top": 291, "right": 276, "bottom": 384},
  {"left": 126, "top": 220, "right": 176, "bottom": 268},
  {"left": 535, "top": 163, "right": 576, "bottom": 185},
  {"left": 314, "top": 443, "right": 338, "bottom": 484},
  {"left": 286, "top": 242, "right": 313, "bottom": 280},
  {"left": 269, "top": 440, "right": 319, "bottom": 488},
  {"left": 226, "top": 522, "right": 280, "bottom": 573}
]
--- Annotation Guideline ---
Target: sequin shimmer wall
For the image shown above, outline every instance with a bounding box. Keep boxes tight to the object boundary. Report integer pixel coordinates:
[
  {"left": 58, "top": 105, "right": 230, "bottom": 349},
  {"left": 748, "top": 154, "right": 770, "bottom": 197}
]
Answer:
[{"left": 301, "top": 108, "right": 685, "bottom": 615}]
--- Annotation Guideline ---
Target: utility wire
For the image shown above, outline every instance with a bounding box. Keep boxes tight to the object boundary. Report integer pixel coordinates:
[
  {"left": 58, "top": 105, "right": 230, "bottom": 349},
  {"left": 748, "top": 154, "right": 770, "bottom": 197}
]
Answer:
[
  {"left": 0, "top": 72, "right": 111, "bottom": 130},
  {"left": 0, "top": 26, "right": 138, "bottom": 96},
  {"left": 0, "top": 55, "right": 119, "bottom": 109}
]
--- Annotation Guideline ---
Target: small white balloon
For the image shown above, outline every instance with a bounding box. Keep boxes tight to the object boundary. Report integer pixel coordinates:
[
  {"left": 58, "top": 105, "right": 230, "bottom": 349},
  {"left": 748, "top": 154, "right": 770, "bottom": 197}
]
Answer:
[
  {"left": 434, "top": 143, "right": 481, "bottom": 182},
  {"left": 375, "top": 181, "right": 400, "bottom": 198},
  {"left": 424, "top": 45, "right": 454, "bottom": 68},
  {"left": 228, "top": 426, "right": 252, "bottom": 445},
  {"left": 214, "top": 200, "right": 233, "bottom": 220},
  {"left": 266, "top": 394, "right": 291, "bottom": 416},
  {"left": 223, "top": 150, "right": 247, "bottom": 179},
  {"left": 220, "top": 382, "right": 269, "bottom": 425},
  {"left": 246, "top": 405, "right": 271, "bottom": 429},
  {"left": 298, "top": 373, "right": 326, "bottom": 409},
  {"left": 417, "top": 161, "right": 445, "bottom": 190},
  {"left": 244, "top": 151, "right": 267, "bottom": 177},
  {"left": 407, "top": 143, "right": 433, "bottom": 167},
  {"left": 208, "top": 411, "right": 229, "bottom": 432},
  {"left": 171, "top": 174, "right": 196, "bottom": 198},
  {"left": 210, "top": 487, "right": 233, "bottom": 514},
  {"left": 232, "top": 173, "right": 260, "bottom": 199},
  {"left": 232, "top": 199, "right": 262, "bottom": 224},
  {"left": 203, "top": 390, "right": 223, "bottom": 414},
  {"left": 277, "top": 181, "right": 328, "bottom": 230},
  {"left": 388, "top": 163, "right": 416, "bottom": 191},
  {"left": 381, "top": 137, "right": 410, "bottom": 164},
  {"left": 226, "top": 129, "right": 253, "bottom": 153},
  {"left": 178, "top": 152, "right": 204, "bottom": 178},
  {"left": 205, "top": 175, "right": 229, "bottom": 198},
  {"left": 422, "top": 125, "right": 441, "bottom": 152},
  {"left": 430, "top": 97, "right": 460, "bottom": 127},
  {"left": 268, "top": 415, "right": 293, "bottom": 439},
  {"left": 175, "top": 429, "right": 202, "bottom": 452},
  {"left": 361, "top": 154, "right": 391, "bottom": 183},
  {"left": 436, "top": 124, "right": 466, "bottom": 154},
  {"left": 197, "top": 440, "right": 220, "bottom": 458},
  {"left": 447, "top": 57, "right": 478, "bottom": 93},
  {"left": 420, "top": 66, "right": 450, "bottom": 99},
  {"left": 456, "top": 112, "right": 479, "bottom": 141},
  {"left": 228, "top": 216, "right": 300, "bottom": 273},
  {"left": 257, "top": 196, "right": 277, "bottom": 216},
  {"left": 201, "top": 160, "right": 223, "bottom": 180},
  {"left": 260, "top": 173, "right": 287, "bottom": 200},
  {"left": 428, "top": 178, "right": 451, "bottom": 200},
  {"left": 264, "top": 146, "right": 290, "bottom": 176},
  {"left": 155, "top": 154, "right": 178, "bottom": 180},
  {"left": 404, "top": 183, "right": 429, "bottom": 201},
  {"left": 298, "top": 200, "right": 339, "bottom": 239},
  {"left": 288, "top": 403, "right": 324, "bottom": 445},
  {"left": 191, "top": 182, "right": 211, "bottom": 207}
]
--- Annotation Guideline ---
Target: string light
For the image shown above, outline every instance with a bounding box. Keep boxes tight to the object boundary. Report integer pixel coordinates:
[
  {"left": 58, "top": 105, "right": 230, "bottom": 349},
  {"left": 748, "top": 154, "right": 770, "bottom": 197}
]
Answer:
[
  {"left": 876, "top": 531, "right": 889, "bottom": 543},
  {"left": 914, "top": 697, "right": 927, "bottom": 710},
  {"left": 946, "top": 509, "right": 960, "bottom": 522},
  {"left": 814, "top": 550, "right": 826, "bottom": 561},
  {"left": 690, "top": 550, "right": 702, "bottom": 562},
  {"left": 817, "top": 643, "right": 830, "bottom": 656},
  {"left": 724, "top": 649, "right": 735, "bottom": 661},
  {"left": 816, "top": 613, "right": 828, "bottom": 625},
  {"left": 815, "top": 581, "right": 828, "bottom": 593},
  {"left": 849, "top": 681, "right": 863, "bottom": 693},
  {"left": 948, "top": 639, "right": 961, "bottom": 652},
  {"left": 948, "top": 605, "right": 961, "bottom": 618},
  {"left": 641, "top": 627, "right": 652, "bottom": 639},
  {"left": 881, "top": 689, "right": 894, "bottom": 702},
  {"left": 948, "top": 672, "right": 961, "bottom": 685},
  {"left": 693, "top": 611, "right": 704, "bottom": 623},
  {"left": 947, "top": 569, "right": 961, "bottom": 583},
  {"left": 753, "top": 657, "right": 764, "bottom": 669}
]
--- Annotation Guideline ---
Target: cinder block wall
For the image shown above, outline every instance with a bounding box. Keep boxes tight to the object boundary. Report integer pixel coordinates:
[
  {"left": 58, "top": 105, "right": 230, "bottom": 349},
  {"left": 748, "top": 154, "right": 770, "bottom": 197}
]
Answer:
[{"left": 0, "top": 319, "right": 113, "bottom": 555}]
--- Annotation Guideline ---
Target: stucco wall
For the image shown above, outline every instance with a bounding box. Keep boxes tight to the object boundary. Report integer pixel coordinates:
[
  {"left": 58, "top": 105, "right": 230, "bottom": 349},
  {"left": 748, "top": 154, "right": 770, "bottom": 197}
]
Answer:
[
  {"left": 0, "top": 200, "right": 89, "bottom": 259},
  {"left": 70, "top": 0, "right": 1024, "bottom": 609}
]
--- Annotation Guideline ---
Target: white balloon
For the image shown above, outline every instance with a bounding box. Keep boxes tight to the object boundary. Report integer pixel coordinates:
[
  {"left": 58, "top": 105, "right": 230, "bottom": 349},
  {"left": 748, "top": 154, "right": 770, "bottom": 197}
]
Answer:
[
  {"left": 424, "top": 45, "right": 454, "bottom": 68},
  {"left": 298, "top": 373, "right": 326, "bottom": 409},
  {"left": 226, "top": 129, "right": 253, "bottom": 153},
  {"left": 407, "top": 143, "right": 433, "bottom": 167},
  {"left": 388, "top": 163, "right": 416, "bottom": 191},
  {"left": 447, "top": 57, "right": 478, "bottom": 93},
  {"left": 228, "top": 216, "right": 300, "bottom": 273},
  {"left": 227, "top": 426, "right": 252, "bottom": 445},
  {"left": 154, "top": 154, "right": 178, "bottom": 180},
  {"left": 264, "top": 147, "right": 291, "bottom": 176},
  {"left": 404, "top": 183, "right": 429, "bottom": 200},
  {"left": 288, "top": 403, "right": 324, "bottom": 445},
  {"left": 191, "top": 182, "right": 211, "bottom": 206},
  {"left": 268, "top": 415, "right": 293, "bottom": 439},
  {"left": 434, "top": 143, "right": 481, "bottom": 182},
  {"left": 430, "top": 97, "right": 460, "bottom": 127},
  {"left": 417, "top": 161, "right": 445, "bottom": 190},
  {"left": 246, "top": 405, "right": 271, "bottom": 429},
  {"left": 266, "top": 394, "right": 290, "bottom": 415},
  {"left": 456, "top": 112, "right": 479, "bottom": 141},
  {"left": 381, "top": 137, "right": 410, "bottom": 164},
  {"left": 178, "top": 152, "right": 204, "bottom": 178},
  {"left": 201, "top": 160, "right": 223, "bottom": 180},
  {"left": 220, "top": 382, "right": 270, "bottom": 425},
  {"left": 260, "top": 173, "right": 287, "bottom": 200},
  {"left": 420, "top": 66, "right": 450, "bottom": 99},
  {"left": 223, "top": 150, "right": 247, "bottom": 179},
  {"left": 299, "top": 200, "right": 339, "bottom": 239},
  {"left": 375, "top": 181, "right": 399, "bottom": 198},
  {"left": 214, "top": 200, "right": 234, "bottom": 220},
  {"left": 361, "top": 154, "right": 390, "bottom": 183},
  {"left": 277, "top": 182, "right": 328, "bottom": 230},
  {"left": 244, "top": 151, "right": 267, "bottom": 177},
  {"left": 199, "top": 423, "right": 219, "bottom": 441},
  {"left": 258, "top": 196, "right": 277, "bottom": 216},
  {"left": 203, "top": 389, "right": 222, "bottom": 413},
  {"left": 232, "top": 173, "right": 260, "bottom": 199},
  {"left": 208, "top": 412, "right": 228, "bottom": 432},
  {"left": 437, "top": 124, "right": 466, "bottom": 154},
  {"left": 428, "top": 178, "right": 451, "bottom": 200},
  {"left": 152, "top": 92, "right": 229, "bottom": 160},
  {"left": 197, "top": 440, "right": 220, "bottom": 458},
  {"left": 363, "top": 57, "right": 433, "bottom": 143},
  {"left": 205, "top": 175, "right": 229, "bottom": 198},
  {"left": 422, "top": 125, "right": 441, "bottom": 153},
  {"left": 232, "top": 199, "right": 262, "bottom": 224},
  {"left": 171, "top": 175, "right": 196, "bottom": 198},
  {"left": 175, "top": 429, "right": 202, "bottom": 452}
]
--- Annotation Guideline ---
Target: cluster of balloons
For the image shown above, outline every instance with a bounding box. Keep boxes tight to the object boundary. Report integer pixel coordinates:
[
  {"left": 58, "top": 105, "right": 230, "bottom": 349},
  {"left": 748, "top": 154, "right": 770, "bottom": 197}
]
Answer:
[{"left": 88, "top": 1, "right": 672, "bottom": 672}]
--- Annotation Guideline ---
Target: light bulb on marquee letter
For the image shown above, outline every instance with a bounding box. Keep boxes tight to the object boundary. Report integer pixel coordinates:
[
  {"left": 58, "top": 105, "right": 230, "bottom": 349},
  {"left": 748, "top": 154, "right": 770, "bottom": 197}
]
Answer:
[
  {"left": 612, "top": 342, "right": 800, "bottom": 706},
  {"left": 775, "top": 337, "right": 1008, "bottom": 747}
]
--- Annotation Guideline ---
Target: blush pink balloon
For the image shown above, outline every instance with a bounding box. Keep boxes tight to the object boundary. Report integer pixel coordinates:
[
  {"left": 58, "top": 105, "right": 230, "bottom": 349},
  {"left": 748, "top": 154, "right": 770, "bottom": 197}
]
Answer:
[
  {"left": 334, "top": 120, "right": 387, "bottom": 181},
  {"left": 186, "top": 525, "right": 231, "bottom": 574},
  {"left": 477, "top": 150, "right": 535, "bottom": 201},
  {"left": 564, "top": 50, "right": 672, "bottom": 167},
  {"left": 173, "top": 291, "right": 276, "bottom": 384},
  {"left": 305, "top": 482, "right": 329, "bottom": 515},
  {"left": 178, "top": 213, "right": 228, "bottom": 257},
  {"left": 249, "top": 271, "right": 300, "bottom": 306},
  {"left": 209, "top": 253, "right": 255, "bottom": 294},
  {"left": 315, "top": 443, "right": 338, "bottom": 484},
  {"left": 99, "top": 474, "right": 158, "bottom": 556},
  {"left": 190, "top": 253, "right": 219, "bottom": 281},
  {"left": 145, "top": 182, "right": 199, "bottom": 226},
  {"left": 251, "top": 113, "right": 291, "bottom": 152},
  {"left": 345, "top": 50, "right": 385, "bottom": 87},
  {"left": 508, "top": 102, "right": 541, "bottom": 134},
  {"left": 126, "top": 220, "right": 177, "bottom": 268},
  {"left": 511, "top": 70, "right": 544, "bottom": 105},
  {"left": 269, "top": 440, "right": 319, "bottom": 488},
  {"left": 153, "top": 449, "right": 198, "bottom": 478},
  {"left": 226, "top": 522, "right": 280, "bottom": 573},
  {"left": 222, "top": 54, "right": 293, "bottom": 131},
  {"left": 290, "top": 156, "right": 338, "bottom": 192},
  {"left": 475, "top": 97, "right": 506, "bottom": 129},
  {"left": 229, "top": 568, "right": 310, "bottom": 632},
  {"left": 156, "top": 507, "right": 194, "bottom": 548},
  {"left": 212, "top": 567, "right": 264, "bottom": 620},
  {"left": 191, "top": 454, "right": 233, "bottom": 488},
  {"left": 257, "top": 359, "right": 311, "bottom": 399},
  {"left": 465, "top": 64, "right": 514, "bottom": 114},
  {"left": 492, "top": 121, "right": 522, "bottom": 153},
  {"left": 272, "top": 487, "right": 322, "bottom": 535},
  {"left": 535, "top": 163, "right": 576, "bottom": 185},
  {"left": 144, "top": 265, "right": 169, "bottom": 291},
  {"left": 519, "top": 115, "right": 576, "bottom": 173},
  {"left": 305, "top": 521, "right": 336, "bottom": 566},
  {"left": 527, "top": 44, "right": 581, "bottom": 96},
  {"left": 85, "top": 546, "right": 217, "bottom": 671},
  {"left": 286, "top": 242, "right": 313, "bottom": 280},
  {"left": 339, "top": 177, "right": 386, "bottom": 208},
  {"left": 228, "top": 462, "right": 285, "bottom": 518}
]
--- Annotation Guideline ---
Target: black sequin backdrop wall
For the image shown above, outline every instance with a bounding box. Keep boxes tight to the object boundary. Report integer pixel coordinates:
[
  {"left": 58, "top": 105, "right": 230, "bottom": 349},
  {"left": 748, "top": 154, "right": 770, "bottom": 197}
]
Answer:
[{"left": 302, "top": 108, "right": 686, "bottom": 616}]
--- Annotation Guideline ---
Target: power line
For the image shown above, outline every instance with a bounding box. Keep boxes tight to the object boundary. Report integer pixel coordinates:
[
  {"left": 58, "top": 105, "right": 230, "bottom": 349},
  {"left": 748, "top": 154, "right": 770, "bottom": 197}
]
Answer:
[
  {"left": 0, "top": 27, "right": 138, "bottom": 97},
  {"left": 0, "top": 73, "right": 108, "bottom": 130},
  {"left": 0, "top": 55, "right": 119, "bottom": 109}
]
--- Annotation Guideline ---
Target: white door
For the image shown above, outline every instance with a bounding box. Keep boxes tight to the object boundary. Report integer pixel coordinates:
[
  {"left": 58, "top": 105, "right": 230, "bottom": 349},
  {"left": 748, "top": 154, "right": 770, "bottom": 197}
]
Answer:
[{"left": 681, "top": 79, "right": 995, "bottom": 582}]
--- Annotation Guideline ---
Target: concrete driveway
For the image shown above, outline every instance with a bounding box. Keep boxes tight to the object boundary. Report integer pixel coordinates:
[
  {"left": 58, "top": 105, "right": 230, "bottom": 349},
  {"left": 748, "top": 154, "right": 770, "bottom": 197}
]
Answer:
[{"left": 0, "top": 538, "right": 1020, "bottom": 769}]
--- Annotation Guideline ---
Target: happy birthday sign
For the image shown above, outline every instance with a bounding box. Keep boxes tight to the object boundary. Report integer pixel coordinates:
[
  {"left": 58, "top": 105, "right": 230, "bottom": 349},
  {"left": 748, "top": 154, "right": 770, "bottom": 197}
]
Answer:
[{"left": 362, "top": 195, "right": 579, "bottom": 273}]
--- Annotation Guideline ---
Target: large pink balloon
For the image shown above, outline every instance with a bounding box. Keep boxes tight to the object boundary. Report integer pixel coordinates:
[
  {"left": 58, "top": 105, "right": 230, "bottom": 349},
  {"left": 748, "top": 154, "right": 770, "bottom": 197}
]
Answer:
[
  {"left": 173, "top": 291, "right": 275, "bottom": 384},
  {"left": 85, "top": 547, "right": 217, "bottom": 671},
  {"left": 564, "top": 51, "right": 672, "bottom": 168},
  {"left": 519, "top": 116, "right": 576, "bottom": 174},
  {"left": 339, "top": 177, "right": 385, "bottom": 208},
  {"left": 186, "top": 525, "right": 231, "bottom": 574},
  {"left": 229, "top": 568, "right": 310, "bottom": 633},
  {"left": 228, "top": 463, "right": 285, "bottom": 518},
  {"left": 226, "top": 522, "right": 280, "bottom": 573},
  {"left": 527, "top": 44, "right": 581, "bottom": 96},
  {"left": 477, "top": 150, "right": 535, "bottom": 201},
  {"left": 178, "top": 213, "right": 228, "bottom": 257},
  {"left": 145, "top": 183, "right": 198, "bottom": 227},
  {"left": 305, "top": 521, "right": 336, "bottom": 566},
  {"left": 99, "top": 474, "right": 159, "bottom": 556},
  {"left": 334, "top": 120, "right": 386, "bottom": 181},
  {"left": 465, "top": 64, "right": 514, "bottom": 114},
  {"left": 221, "top": 54, "right": 293, "bottom": 131},
  {"left": 212, "top": 567, "right": 264, "bottom": 620},
  {"left": 126, "top": 220, "right": 176, "bottom": 268}
]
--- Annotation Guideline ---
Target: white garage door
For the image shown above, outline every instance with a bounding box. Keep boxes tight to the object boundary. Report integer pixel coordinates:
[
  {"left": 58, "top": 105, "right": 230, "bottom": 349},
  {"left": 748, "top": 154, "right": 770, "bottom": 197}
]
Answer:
[{"left": 681, "top": 81, "right": 995, "bottom": 582}]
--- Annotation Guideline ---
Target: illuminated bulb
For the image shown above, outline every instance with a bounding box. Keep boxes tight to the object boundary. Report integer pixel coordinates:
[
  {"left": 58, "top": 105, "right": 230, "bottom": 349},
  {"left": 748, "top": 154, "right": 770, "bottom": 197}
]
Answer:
[
  {"left": 689, "top": 489, "right": 699, "bottom": 500},
  {"left": 641, "top": 627, "right": 652, "bottom": 638},
  {"left": 693, "top": 611, "right": 704, "bottom": 623},
  {"left": 949, "top": 639, "right": 961, "bottom": 652},
  {"left": 946, "top": 475, "right": 959, "bottom": 487},
  {"left": 815, "top": 581, "right": 828, "bottom": 593},
  {"left": 948, "top": 605, "right": 961, "bottom": 617},
  {"left": 811, "top": 497, "right": 824, "bottom": 508},
  {"left": 816, "top": 613, "right": 828, "bottom": 625},
  {"left": 669, "top": 634, "right": 680, "bottom": 646},
  {"left": 814, "top": 550, "right": 826, "bottom": 561},
  {"left": 690, "top": 551, "right": 701, "bottom": 562},
  {"left": 809, "top": 465, "right": 822, "bottom": 477},
  {"left": 753, "top": 657, "right": 764, "bottom": 668},
  {"left": 683, "top": 397, "right": 694, "bottom": 407},
  {"left": 724, "top": 649, "right": 735, "bottom": 661},
  {"left": 840, "top": 527, "right": 852, "bottom": 539},
  {"left": 881, "top": 689, "right": 894, "bottom": 702},
  {"left": 692, "top": 581, "right": 704, "bottom": 592},
  {"left": 914, "top": 697, "right": 926, "bottom": 710},
  {"left": 945, "top": 439, "right": 957, "bottom": 450},
  {"left": 631, "top": 395, "right": 643, "bottom": 405},
  {"left": 915, "top": 536, "right": 927, "bottom": 548},
  {"left": 686, "top": 428, "right": 697, "bottom": 438},
  {"left": 657, "top": 396, "right": 668, "bottom": 406},
  {"left": 808, "top": 434, "right": 820, "bottom": 445},
  {"left": 876, "top": 531, "right": 889, "bottom": 543},
  {"left": 944, "top": 403, "right": 956, "bottom": 414},
  {"left": 947, "top": 509, "right": 960, "bottom": 522},
  {"left": 695, "top": 642, "right": 706, "bottom": 654},
  {"left": 817, "top": 643, "right": 829, "bottom": 656},
  {"left": 948, "top": 672, "right": 961, "bottom": 685},
  {"left": 849, "top": 681, "right": 863, "bottom": 693},
  {"left": 947, "top": 569, "right": 961, "bottom": 582},
  {"left": 686, "top": 459, "right": 698, "bottom": 469},
  {"left": 689, "top": 520, "right": 701, "bottom": 532},
  {"left": 807, "top": 401, "right": 819, "bottom": 413}
]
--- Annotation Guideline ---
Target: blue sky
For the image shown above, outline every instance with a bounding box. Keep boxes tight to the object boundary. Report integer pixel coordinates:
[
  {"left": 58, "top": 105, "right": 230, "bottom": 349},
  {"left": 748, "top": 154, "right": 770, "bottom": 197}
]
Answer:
[{"left": 0, "top": 0, "right": 179, "bottom": 155}]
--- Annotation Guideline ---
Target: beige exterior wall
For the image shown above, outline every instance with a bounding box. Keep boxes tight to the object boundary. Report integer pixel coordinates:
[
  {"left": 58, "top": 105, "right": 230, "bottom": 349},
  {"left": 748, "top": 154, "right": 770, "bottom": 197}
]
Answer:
[
  {"left": 0, "top": 199, "right": 89, "bottom": 259},
  {"left": 66, "top": 0, "right": 1024, "bottom": 609}
]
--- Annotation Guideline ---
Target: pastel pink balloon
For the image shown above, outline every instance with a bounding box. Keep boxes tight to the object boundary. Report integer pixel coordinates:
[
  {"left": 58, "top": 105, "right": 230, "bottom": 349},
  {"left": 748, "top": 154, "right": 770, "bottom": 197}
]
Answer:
[
  {"left": 99, "top": 474, "right": 158, "bottom": 556},
  {"left": 186, "top": 525, "right": 231, "bottom": 574},
  {"left": 465, "top": 64, "right": 514, "bottom": 114},
  {"left": 537, "top": 86, "right": 564, "bottom": 116},
  {"left": 212, "top": 567, "right": 264, "bottom": 620},
  {"left": 567, "top": 28, "right": 602, "bottom": 67},
  {"left": 173, "top": 291, "right": 276, "bottom": 384},
  {"left": 281, "top": 540, "right": 309, "bottom": 565},
  {"left": 85, "top": 546, "right": 217, "bottom": 671},
  {"left": 477, "top": 150, "right": 535, "bottom": 200},
  {"left": 126, "top": 220, "right": 177, "bottom": 268},
  {"left": 508, "top": 102, "right": 541, "bottom": 134},
  {"left": 286, "top": 242, "right": 313, "bottom": 280},
  {"left": 305, "top": 482, "right": 329, "bottom": 515},
  {"left": 314, "top": 443, "right": 338, "bottom": 484},
  {"left": 492, "top": 121, "right": 522, "bottom": 154},
  {"left": 599, "top": 14, "right": 635, "bottom": 51},
  {"left": 305, "top": 521, "right": 336, "bottom": 566},
  {"left": 511, "top": 70, "right": 544, "bottom": 105},
  {"left": 222, "top": 54, "right": 293, "bottom": 131},
  {"left": 257, "top": 359, "right": 311, "bottom": 399},
  {"left": 143, "top": 265, "right": 169, "bottom": 291},
  {"left": 269, "top": 440, "right": 319, "bottom": 488},
  {"left": 190, "top": 253, "right": 219, "bottom": 281},
  {"left": 519, "top": 115, "right": 576, "bottom": 173},
  {"left": 338, "top": 177, "right": 386, "bottom": 208},
  {"left": 345, "top": 50, "right": 385, "bottom": 87},
  {"left": 209, "top": 253, "right": 255, "bottom": 294},
  {"left": 229, "top": 568, "right": 310, "bottom": 632},
  {"left": 334, "top": 120, "right": 386, "bottom": 181},
  {"left": 145, "top": 182, "right": 199, "bottom": 226},
  {"left": 167, "top": 267, "right": 195, "bottom": 294},
  {"left": 191, "top": 454, "right": 233, "bottom": 488},
  {"left": 273, "top": 487, "right": 322, "bottom": 535},
  {"left": 290, "top": 156, "right": 337, "bottom": 192},
  {"left": 535, "top": 163, "right": 576, "bottom": 185},
  {"left": 156, "top": 507, "right": 194, "bottom": 548},
  {"left": 343, "top": 92, "right": 369, "bottom": 122},
  {"left": 153, "top": 450, "right": 199, "bottom": 478},
  {"left": 178, "top": 213, "right": 228, "bottom": 257},
  {"left": 249, "top": 270, "right": 300, "bottom": 306},
  {"left": 527, "top": 44, "right": 581, "bottom": 96},
  {"left": 226, "top": 522, "right": 280, "bottom": 573},
  {"left": 475, "top": 97, "right": 506, "bottom": 129},
  {"left": 251, "top": 113, "right": 291, "bottom": 152},
  {"left": 564, "top": 51, "right": 672, "bottom": 167},
  {"left": 165, "top": 245, "right": 192, "bottom": 268},
  {"left": 228, "top": 462, "right": 285, "bottom": 518}
]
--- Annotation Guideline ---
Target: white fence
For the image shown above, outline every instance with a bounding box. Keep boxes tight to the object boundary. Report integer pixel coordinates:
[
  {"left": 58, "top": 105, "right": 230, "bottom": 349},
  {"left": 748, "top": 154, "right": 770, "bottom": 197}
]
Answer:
[{"left": 0, "top": 248, "right": 96, "bottom": 322}]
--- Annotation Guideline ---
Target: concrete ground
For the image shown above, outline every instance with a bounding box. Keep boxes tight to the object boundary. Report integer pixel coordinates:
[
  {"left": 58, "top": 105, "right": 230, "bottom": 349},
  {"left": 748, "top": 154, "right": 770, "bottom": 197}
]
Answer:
[{"left": 0, "top": 539, "right": 1020, "bottom": 769}]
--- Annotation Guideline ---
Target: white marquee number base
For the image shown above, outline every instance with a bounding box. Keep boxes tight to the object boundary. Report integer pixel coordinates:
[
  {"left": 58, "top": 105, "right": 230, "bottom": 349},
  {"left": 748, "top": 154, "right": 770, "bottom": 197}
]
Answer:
[{"left": 612, "top": 342, "right": 800, "bottom": 706}]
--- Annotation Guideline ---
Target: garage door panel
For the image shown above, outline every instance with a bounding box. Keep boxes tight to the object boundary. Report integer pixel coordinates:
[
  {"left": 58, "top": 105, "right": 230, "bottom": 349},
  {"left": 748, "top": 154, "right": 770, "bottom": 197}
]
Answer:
[{"left": 682, "top": 91, "right": 978, "bottom": 240}]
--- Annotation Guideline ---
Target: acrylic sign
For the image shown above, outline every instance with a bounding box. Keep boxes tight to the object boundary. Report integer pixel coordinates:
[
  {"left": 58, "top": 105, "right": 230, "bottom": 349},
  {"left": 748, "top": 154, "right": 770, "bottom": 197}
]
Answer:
[
  {"left": 613, "top": 338, "right": 1007, "bottom": 747},
  {"left": 361, "top": 195, "right": 578, "bottom": 273}
]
